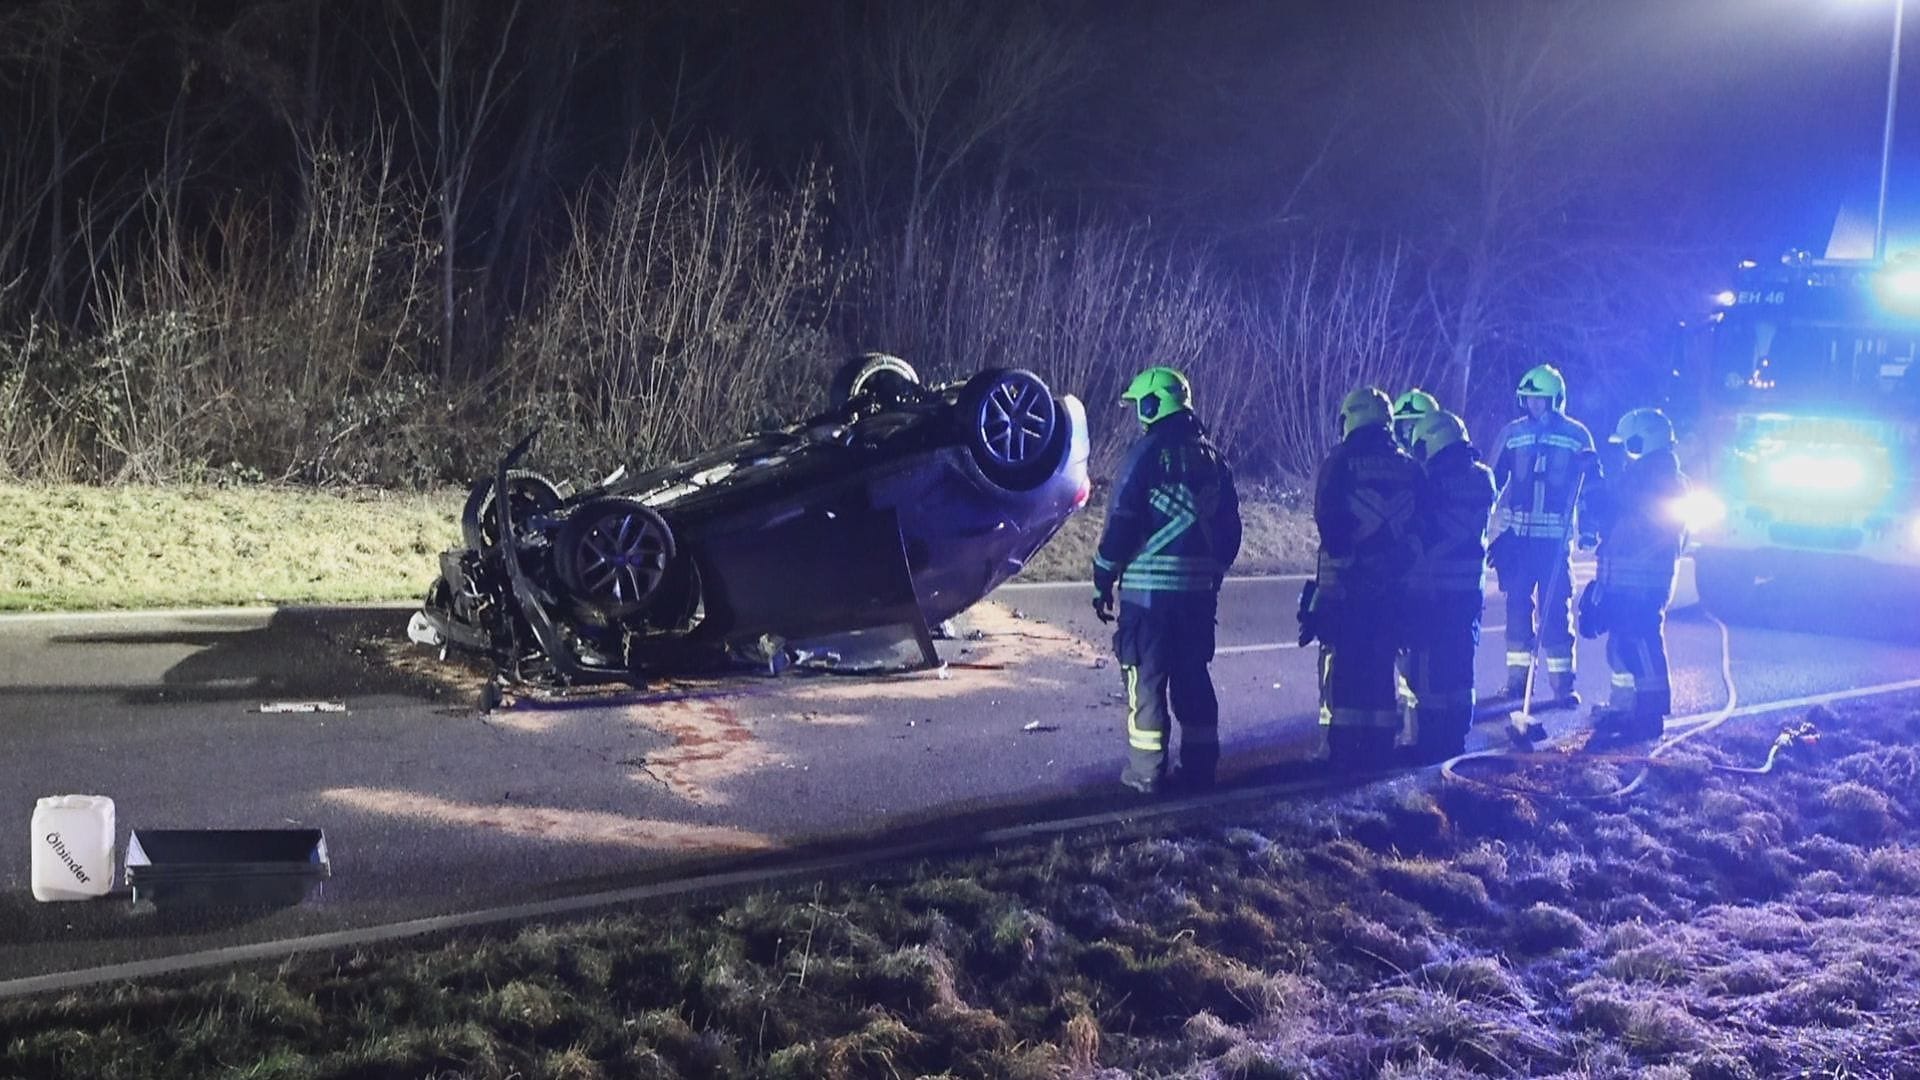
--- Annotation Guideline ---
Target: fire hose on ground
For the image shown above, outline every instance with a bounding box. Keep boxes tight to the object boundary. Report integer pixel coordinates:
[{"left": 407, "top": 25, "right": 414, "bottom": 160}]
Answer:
[{"left": 1439, "top": 612, "right": 1822, "bottom": 801}]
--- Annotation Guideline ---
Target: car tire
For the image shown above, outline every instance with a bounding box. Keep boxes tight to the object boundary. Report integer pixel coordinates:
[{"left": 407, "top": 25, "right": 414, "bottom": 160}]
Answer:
[
  {"left": 461, "top": 470, "right": 564, "bottom": 551},
  {"left": 554, "top": 497, "right": 678, "bottom": 621},
  {"left": 828, "top": 353, "right": 921, "bottom": 408},
  {"left": 955, "top": 367, "right": 1066, "bottom": 490}
]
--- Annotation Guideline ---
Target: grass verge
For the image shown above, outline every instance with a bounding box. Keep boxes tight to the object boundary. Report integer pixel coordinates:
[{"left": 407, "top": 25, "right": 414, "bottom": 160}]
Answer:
[
  {"left": 4, "top": 699, "right": 1918, "bottom": 1078},
  {"left": 0, "top": 485, "right": 1315, "bottom": 612},
  {"left": 0, "top": 485, "right": 465, "bottom": 612}
]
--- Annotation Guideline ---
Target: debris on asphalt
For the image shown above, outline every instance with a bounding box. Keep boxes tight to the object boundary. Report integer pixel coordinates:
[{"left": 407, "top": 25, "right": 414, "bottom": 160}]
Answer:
[
  {"left": 1011, "top": 609, "right": 1027, "bottom": 619},
  {"left": 258, "top": 701, "right": 348, "bottom": 714},
  {"left": 1093, "top": 657, "right": 1110, "bottom": 669},
  {"left": 1022, "top": 720, "right": 1060, "bottom": 733}
]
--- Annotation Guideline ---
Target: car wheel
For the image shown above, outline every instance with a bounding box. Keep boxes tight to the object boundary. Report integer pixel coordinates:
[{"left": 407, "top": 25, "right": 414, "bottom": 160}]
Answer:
[
  {"left": 554, "top": 497, "right": 677, "bottom": 620},
  {"left": 956, "top": 367, "right": 1064, "bottom": 490},
  {"left": 828, "top": 353, "right": 921, "bottom": 408},
  {"left": 461, "top": 470, "right": 563, "bottom": 551}
]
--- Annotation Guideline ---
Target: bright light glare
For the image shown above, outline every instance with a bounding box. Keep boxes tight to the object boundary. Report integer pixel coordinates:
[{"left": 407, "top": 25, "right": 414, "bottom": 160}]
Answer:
[
  {"left": 1885, "top": 268, "right": 1920, "bottom": 299},
  {"left": 1713, "top": 290, "right": 1737, "bottom": 307},
  {"left": 1671, "top": 489, "right": 1727, "bottom": 532},
  {"left": 1764, "top": 453, "right": 1866, "bottom": 493}
]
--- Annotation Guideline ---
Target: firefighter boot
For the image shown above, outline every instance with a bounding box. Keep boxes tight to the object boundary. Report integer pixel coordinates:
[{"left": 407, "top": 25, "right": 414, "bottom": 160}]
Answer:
[
  {"left": 1543, "top": 670, "right": 1581, "bottom": 711},
  {"left": 1501, "top": 662, "right": 1531, "bottom": 704}
]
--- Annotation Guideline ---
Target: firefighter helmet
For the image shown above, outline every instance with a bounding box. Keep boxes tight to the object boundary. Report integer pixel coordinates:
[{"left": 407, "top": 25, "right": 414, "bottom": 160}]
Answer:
[
  {"left": 1516, "top": 364, "right": 1567, "bottom": 411},
  {"left": 1339, "top": 386, "right": 1392, "bottom": 439},
  {"left": 1391, "top": 388, "right": 1440, "bottom": 423},
  {"left": 1391, "top": 388, "right": 1440, "bottom": 447},
  {"left": 1410, "top": 409, "right": 1469, "bottom": 464},
  {"left": 1613, "top": 407, "right": 1674, "bottom": 458},
  {"left": 1121, "top": 366, "right": 1193, "bottom": 427}
]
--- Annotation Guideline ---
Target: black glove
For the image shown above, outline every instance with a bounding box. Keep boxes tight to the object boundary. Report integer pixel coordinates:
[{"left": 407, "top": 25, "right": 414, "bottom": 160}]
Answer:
[
  {"left": 1092, "top": 588, "right": 1115, "bottom": 624},
  {"left": 1487, "top": 530, "right": 1515, "bottom": 576},
  {"left": 1295, "top": 581, "right": 1318, "bottom": 647},
  {"left": 1576, "top": 580, "right": 1607, "bottom": 640}
]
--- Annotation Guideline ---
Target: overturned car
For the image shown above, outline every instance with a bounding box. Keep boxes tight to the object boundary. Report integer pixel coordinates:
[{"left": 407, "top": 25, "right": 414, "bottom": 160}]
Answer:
[{"left": 410, "top": 357, "right": 1091, "bottom": 686}]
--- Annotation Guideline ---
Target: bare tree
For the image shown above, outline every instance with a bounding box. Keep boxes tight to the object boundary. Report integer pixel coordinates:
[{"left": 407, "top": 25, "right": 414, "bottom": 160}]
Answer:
[
  {"left": 1402, "top": 0, "right": 1618, "bottom": 410},
  {"left": 383, "top": 0, "right": 527, "bottom": 381},
  {"left": 829, "top": 0, "right": 1090, "bottom": 281},
  {"left": 1255, "top": 241, "right": 1438, "bottom": 482}
]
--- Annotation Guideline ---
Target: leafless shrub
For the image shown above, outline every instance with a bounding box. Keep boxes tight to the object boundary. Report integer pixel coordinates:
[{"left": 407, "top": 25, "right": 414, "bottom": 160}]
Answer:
[
  {"left": 500, "top": 144, "right": 841, "bottom": 480},
  {"left": 844, "top": 204, "right": 1239, "bottom": 475},
  {"left": 0, "top": 136, "right": 442, "bottom": 485},
  {"left": 1249, "top": 240, "right": 1439, "bottom": 482}
]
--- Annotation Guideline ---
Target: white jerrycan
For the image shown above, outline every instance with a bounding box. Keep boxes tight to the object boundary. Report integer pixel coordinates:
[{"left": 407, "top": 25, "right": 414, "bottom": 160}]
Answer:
[{"left": 31, "top": 795, "right": 116, "bottom": 901}]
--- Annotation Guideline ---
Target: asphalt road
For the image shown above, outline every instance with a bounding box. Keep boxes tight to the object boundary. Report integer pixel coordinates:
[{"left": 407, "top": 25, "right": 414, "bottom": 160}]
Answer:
[{"left": 4, "top": 560, "right": 1919, "bottom": 987}]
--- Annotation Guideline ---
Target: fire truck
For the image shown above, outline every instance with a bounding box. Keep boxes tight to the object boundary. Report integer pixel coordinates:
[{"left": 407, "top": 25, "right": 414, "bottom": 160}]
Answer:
[{"left": 1675, "top": 249, "right": 1920, "bottom": 612}]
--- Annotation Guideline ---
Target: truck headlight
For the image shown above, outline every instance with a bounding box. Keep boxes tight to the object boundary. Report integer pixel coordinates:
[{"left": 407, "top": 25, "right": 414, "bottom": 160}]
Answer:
[
  {"left": 1671, "top": 489, "right": 1727, "bottom": 533},
  {"left": 1764, "top": 453, "right": 1866, "bottom": 494}
]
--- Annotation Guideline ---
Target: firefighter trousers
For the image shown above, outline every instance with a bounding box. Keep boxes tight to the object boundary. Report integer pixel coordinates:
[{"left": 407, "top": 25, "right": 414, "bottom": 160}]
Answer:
[
  {"left": 1404, "top": 592, "right": 1482, "bottom": 763},
  {"left": 1498, "top": 537, "right": 1576, "bottom": 694},
  {"left": 1317, "top": 601, "right": 1401, "bottom": 771},
  {"left": 1603, "top": 587, "right": 1671, "bottom": 720},
  {"left": 1114, "top": 592, "right": 1219, "bottom": 788}
]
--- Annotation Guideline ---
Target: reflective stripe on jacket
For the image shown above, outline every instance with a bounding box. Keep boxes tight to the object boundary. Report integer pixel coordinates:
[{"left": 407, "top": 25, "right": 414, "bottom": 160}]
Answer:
[
  {"left": 1094, "top": 412, "right": 1243, "bottom": 596},
  {"left": 1491, "top": 411, "right": 1597, "bottom": 541},
  {"left": 1312, "top": 425, "right": 1421, "bottom": 599},
  {"left": 1411, "top": 441, "right": 1495, "bottom": 595}
]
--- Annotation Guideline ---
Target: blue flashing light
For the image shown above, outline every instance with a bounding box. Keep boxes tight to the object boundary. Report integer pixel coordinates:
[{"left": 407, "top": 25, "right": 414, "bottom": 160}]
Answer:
[{"left": 1713, "top": 290, "right": 1737, "bottom": 307}]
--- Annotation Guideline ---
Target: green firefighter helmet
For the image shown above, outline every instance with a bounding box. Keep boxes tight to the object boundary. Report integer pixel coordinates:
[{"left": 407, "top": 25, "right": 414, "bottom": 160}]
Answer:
[
  {"left": 1339, "top": 386, "right": 1392, "bottom": 439},
  {"left": 1121, "top": 365, "right": 1193, "bottom": 427},
  {"left": 1391, "top": 388, "right": 1440, "bottom": 423},
  {"left": 1391, "top": 388, "right": 1441, "bottom": 447},
  {"left": 1516, "top": 364, "right": 1567, "bottom": 411},
  {"left": 1410, "top": 409, "right": 1469, "bottom": 464},
  {"left": 1613, "top": 407, "right": 1674, "bottom": 458}
]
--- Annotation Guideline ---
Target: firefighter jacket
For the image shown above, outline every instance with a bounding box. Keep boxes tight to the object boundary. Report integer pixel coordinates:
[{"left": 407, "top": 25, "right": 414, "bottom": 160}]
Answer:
[
  {"left": 1592, "top": 448, "right": 1688, "bottom": 594},
  {"left": 1094, "top": 411, "right": 1242, "bottom": 598},
  {"left": 1490, "top": 410, "right": 1597, "bottom": 542},
  {"left": 1411, "top": 441, "right": 1496, "bottom": 597},
  {"left": 1312, "top": 425, "right": 1421, "bottom": 601}
]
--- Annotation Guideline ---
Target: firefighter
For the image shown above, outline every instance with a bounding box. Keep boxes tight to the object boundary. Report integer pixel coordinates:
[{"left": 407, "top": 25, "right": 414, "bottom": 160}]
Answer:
[
  {"left": 1391, "top": 388, "right": 1441, "bottom": 451},
  {"left": 1584, "top": 407, "right": 1688, "bottom": 747},
  {"left": 1388, "top": 387, "right": 1443, "bottom": 722},
  {"left": 1298, "top": 387, "right": 1421, "bottom": 770},
  {"left": 1403, "top": 409, "right": 1496, "bottom": 764},
  {"left": 1488, "top": 364, "right": 1599, "bottom": 727},
  {"left": 1093, "top": 366, "right": 1243, "bottom": 794}
]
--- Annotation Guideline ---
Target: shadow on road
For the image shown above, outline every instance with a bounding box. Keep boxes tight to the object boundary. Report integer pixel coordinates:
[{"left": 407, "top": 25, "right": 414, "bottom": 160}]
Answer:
[{"left": 42, "top": 607, "right": 455, "bottom": 707}]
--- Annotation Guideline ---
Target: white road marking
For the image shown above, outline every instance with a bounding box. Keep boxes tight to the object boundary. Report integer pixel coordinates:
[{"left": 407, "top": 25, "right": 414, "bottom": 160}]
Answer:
[
  {"left": 1666, "top": 675, "right": 1920, "bottom": 727},
  {"left": 0, "top": 601, "right": 411, "bottom": 625},
  {"left": 1217, "top": 624, "right": 1508, "bottom": 655},
  {"left": 998, "top": 574, "right": 1311, "bottom": 591}
]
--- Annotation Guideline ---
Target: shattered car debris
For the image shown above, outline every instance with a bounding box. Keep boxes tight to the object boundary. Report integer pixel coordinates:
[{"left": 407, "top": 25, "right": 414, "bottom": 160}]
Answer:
[{"left": 411, "top": 357, "right": 1091, "bottom": 686}]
